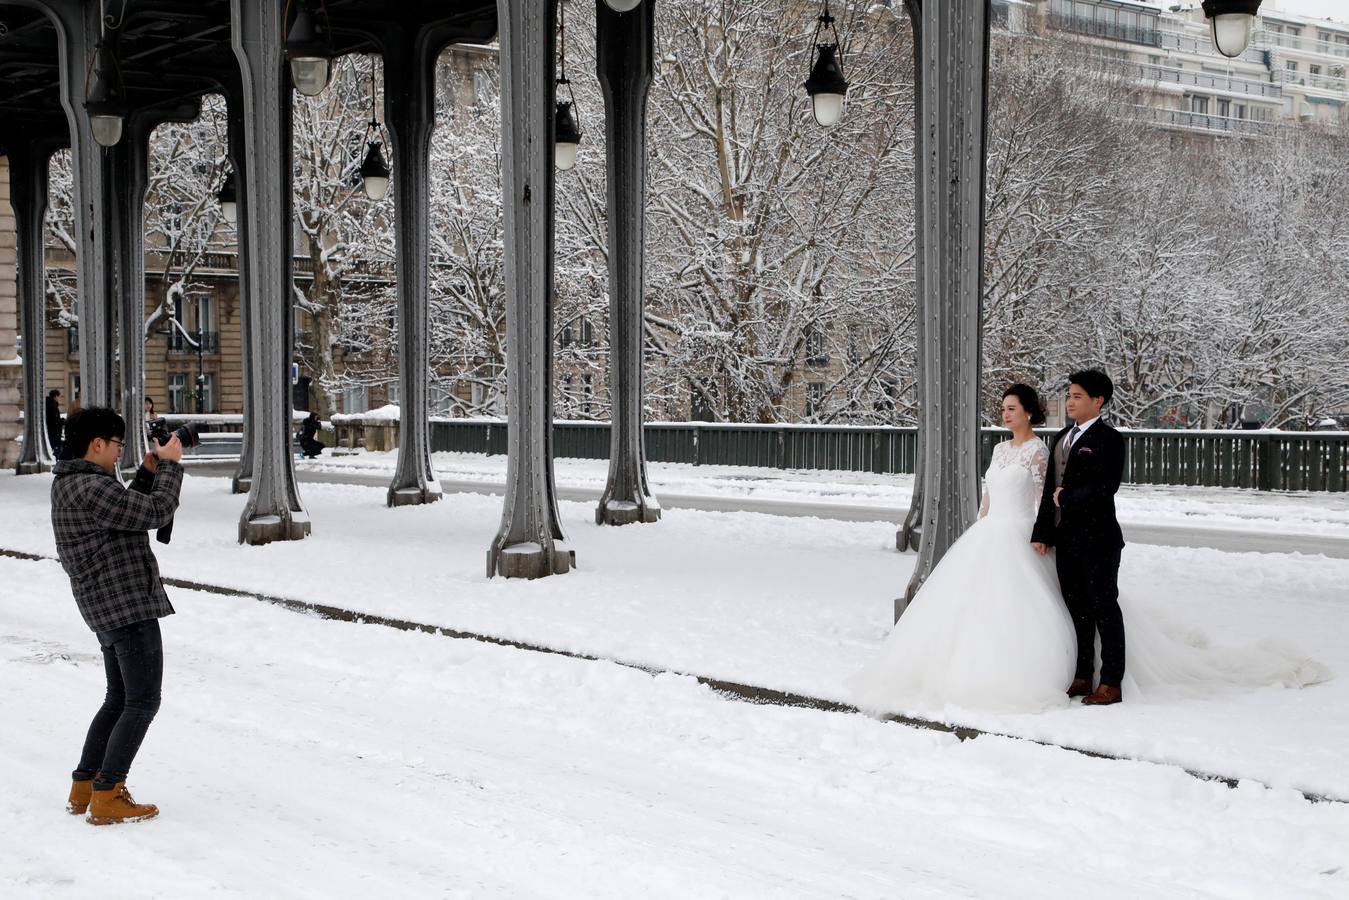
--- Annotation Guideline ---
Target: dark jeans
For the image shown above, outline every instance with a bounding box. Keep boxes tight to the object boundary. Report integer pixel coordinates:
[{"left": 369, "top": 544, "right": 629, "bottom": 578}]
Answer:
[
  {"left": 1055, "top": 545, "right": 1125, "bottom": 687},
  {"left": 73, "top": 618, "right": 163, "bottom": 791}
]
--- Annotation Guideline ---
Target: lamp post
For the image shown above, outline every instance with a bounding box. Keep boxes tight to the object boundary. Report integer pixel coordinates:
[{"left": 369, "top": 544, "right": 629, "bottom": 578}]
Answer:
[
  {"left": 1202, "top": 0, "right": 1263, "bottom": 59},
  {"left": 803, "top": 0, "right": 849, "bottom": 128},
  {"left": 359, "top": 58, "right": 391, "bottom": 200},
  {"left": 217, "top": 169, "right": 238, "bottom": 224},
  {"left": 554, "top": 1, "right": 583, "bottom": 170},
  {"left": 85, "top": 39, "right": 127, "bottom": 146},
  {"left": 285, "top": 0, "right": 333, "bottom": 96}
]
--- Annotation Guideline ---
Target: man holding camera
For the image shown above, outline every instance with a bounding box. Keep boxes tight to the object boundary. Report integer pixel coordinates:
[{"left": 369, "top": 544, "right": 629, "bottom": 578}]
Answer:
[{"left": 51, "top": 407, "right": 183, "bottom": 825}]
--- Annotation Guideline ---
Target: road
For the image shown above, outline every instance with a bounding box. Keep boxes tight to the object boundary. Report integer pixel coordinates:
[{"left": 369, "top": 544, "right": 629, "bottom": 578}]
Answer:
[{"left": 186, "top": 461, "right": 1349, "bottom": 559}]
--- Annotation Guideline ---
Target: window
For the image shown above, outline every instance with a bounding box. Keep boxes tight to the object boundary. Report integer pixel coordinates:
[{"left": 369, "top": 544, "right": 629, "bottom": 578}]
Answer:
[
  {"left": 168, "top": 373, "right": 187, "bottom": 414},
  {"left": 1286, "top": 60, "right": 1299, "bottom": 73},
  {"left": 387, "top": 381, "right": 400, "bottom": 407},
  {"left": 1310, "top": 64, "right": 1322, "bottom": 77},
  {"left": 431, "top": 383, "right": 456, "bottom": 416},
  {"left": 342, "top": 385, "right": 369, "bottom": 415},
  {"left": 1234, "top": 103, "right": 1247, "bottom": 119},
  {"left": 196, "top": 373, "right": 216, "bottom": 414},
  {"left": 1217, "top": 98, "right": 1230, "bottom": 118},
  {"left": 1191, "top": 95, "right": 1210, "bottom": 115},
  {"left": 805, "top": 383, "right": 825, "bottom": 419},
  {"left": 170, "top": 299, "right": 187, "bottom": 352},
  {"left": 804, "top": 324, "right": 828, "bottom": 366},
  {"left": 197, "top": 295, "right": 215, "bottom": 352}
]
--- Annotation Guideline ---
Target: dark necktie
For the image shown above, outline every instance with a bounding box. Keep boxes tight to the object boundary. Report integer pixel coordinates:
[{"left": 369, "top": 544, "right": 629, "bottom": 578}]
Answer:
[{"left": 1065, "top": 425, "right": 1081, "bottom": 453}]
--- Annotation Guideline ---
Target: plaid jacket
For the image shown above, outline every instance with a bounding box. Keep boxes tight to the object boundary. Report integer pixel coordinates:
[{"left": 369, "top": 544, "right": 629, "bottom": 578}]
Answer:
[{"left": 50, "top": 458, "right": 183, "bottom": 633}]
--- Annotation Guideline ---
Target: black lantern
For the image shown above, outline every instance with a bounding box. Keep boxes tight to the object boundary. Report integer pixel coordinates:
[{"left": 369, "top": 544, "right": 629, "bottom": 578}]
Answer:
[
  {"left": 803, "top": 1, "right": 849, "bottom": 128},
  {"left": 554, "top": 1, "right": 583, "bottom": 170},
  {"left": 601, "top": 0, "right": 642, "bottom": 10},
  {"left": 285, "top": 0, "right": 333, "bottom": 96},
  {"left": 217, "top": 169, "right": 238, "bottom": 224},
  {"left": 555, "top": 96, "right": 582, "bottom": 171},
  {"left": 359, "top": 59, "right": 391, "bottom": 200},
  {"left": 84, "top": 40, "right": 127, "bottom": 147},
  {"left": 1201, "top": 0, "right": 1263, "bottom": 59},
  {"left": 360, "top": 142, "right": 390, "bottom": 201}
]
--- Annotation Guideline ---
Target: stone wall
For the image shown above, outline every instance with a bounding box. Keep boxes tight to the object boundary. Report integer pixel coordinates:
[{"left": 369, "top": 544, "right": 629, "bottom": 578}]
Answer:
[{"left": 0, "top": 156, "right": 22, "bottom": 468}]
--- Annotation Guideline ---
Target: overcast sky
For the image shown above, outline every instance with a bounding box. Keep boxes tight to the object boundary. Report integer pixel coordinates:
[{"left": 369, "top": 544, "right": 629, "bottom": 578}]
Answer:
[{"left": 1262, "top": 0, "right": 1346, "bottom": 23}]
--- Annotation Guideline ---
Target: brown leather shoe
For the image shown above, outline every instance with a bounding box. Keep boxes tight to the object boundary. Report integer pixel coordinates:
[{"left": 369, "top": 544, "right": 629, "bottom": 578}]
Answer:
[
  {"left": 67, "top": 779, "right": 93, "bottom": 815},
  {"left": 1082, "top": 684, "right": 1122, "bottom": 706},
  {"left": 87, "top": 783, "right": 159, "bottom": 826},
  {"left": 1067, "top": 678, "right": 1092, "bottom": 698}
]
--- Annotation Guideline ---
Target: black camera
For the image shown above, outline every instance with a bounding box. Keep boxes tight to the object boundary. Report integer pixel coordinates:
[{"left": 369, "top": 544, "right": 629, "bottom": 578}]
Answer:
[{"left": 147, "top": 418, "right": 201, "bottom": 450}]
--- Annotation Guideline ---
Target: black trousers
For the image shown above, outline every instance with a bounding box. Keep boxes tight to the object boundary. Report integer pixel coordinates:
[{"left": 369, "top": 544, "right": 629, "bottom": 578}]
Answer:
[
  {"left": 1055, "top": 544, "right": 1125, "bottom": 686},
  {"left": 73, "top": 618, "right": 163, "bottom": 791}
]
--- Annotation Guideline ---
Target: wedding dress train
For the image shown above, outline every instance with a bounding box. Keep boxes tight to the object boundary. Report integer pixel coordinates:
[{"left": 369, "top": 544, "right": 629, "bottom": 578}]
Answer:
[{"left": 848, "top": 438, "right": 1328, "bottom": 715}]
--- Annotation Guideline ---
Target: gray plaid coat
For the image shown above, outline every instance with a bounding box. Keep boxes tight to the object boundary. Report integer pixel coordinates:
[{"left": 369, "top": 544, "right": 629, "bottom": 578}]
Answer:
[{"left": 50, "top": 458, "right": 183, "bottom": 633}]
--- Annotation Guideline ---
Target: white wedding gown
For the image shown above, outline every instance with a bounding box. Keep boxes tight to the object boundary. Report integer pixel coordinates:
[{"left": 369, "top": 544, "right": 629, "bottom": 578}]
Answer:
[{"left": 848, "top": 438, "right": 1329, "bottom": 715}]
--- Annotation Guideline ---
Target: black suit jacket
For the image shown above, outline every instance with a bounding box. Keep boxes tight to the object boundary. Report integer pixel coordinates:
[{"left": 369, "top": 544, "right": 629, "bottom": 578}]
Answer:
[{"left": 1031, "top": 420, "right": 1126, "bottom": 551}]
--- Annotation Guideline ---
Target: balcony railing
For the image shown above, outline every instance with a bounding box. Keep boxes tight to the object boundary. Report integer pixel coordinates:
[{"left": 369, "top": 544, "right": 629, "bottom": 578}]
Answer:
[
  {"left": 168, "top": 331, "right": 220, "bottom": 354},
  {"left": 1258, "top": 29, "right": 1349, "bottom": 59},
  {"left": 1274, "top": 68, "right": 1349, "bottom": 94},
  {"left": 1048, "top": 13, "right": 1161, "bottom": 48},
  {"left": 1131, "top": 105, "right": 1280, "bottom": 137},
  {"left": 1132, "top": 62, "right": 1281, "bottom": 100},
  {"left": 1161, "top": 29, "right": 1267, "bottom": 65}
]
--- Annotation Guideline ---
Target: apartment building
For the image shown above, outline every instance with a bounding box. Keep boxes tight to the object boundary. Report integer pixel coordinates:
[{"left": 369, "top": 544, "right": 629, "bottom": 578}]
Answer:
[{"left": 1017, "top": 1, "right": 1349, "bottom": 135}]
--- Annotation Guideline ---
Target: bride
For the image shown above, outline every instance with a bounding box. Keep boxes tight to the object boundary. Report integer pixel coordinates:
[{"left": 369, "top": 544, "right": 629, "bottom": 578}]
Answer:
[{"left": 848, "top": 384, "right": 1328, "bottom": 715}]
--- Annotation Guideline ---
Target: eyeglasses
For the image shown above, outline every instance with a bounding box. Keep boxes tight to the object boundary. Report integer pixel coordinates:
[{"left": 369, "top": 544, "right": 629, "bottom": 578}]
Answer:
[{"left": 106, "top": 438, "right": 125, "bottom": 449}]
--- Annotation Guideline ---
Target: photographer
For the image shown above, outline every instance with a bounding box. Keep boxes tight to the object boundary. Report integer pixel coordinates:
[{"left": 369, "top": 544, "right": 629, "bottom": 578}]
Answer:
[{"left": 50, "top": 406, "right": 183, "bottom": 826}]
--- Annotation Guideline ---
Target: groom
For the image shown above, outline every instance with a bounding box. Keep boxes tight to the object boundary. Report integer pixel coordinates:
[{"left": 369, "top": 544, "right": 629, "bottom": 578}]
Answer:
[{"left": 1031, "top": 370, "right": 1127, "bottom": 706}]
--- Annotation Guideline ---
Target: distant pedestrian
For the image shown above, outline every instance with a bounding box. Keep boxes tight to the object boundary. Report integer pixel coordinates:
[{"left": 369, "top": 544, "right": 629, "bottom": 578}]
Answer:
[
  {"left": 299, "top": 410, "right": 324, "bottom": 459},
  {"left": 51, "top": 406, "right": 184, "bottom": 825},
  {"left": 45, "top": 389, "right": 63, "bottom": 458}
]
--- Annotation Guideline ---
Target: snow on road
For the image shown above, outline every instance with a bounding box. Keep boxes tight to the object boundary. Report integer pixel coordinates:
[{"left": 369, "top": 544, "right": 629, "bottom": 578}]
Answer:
[
  {"left": 301, "top": 449, "right": 1349, "bottom": 538},
  {"left": 2, "top": 557, "right": 1346, "bottom": 899},
  {"left": 2, "top": 467, "right": 1347, "bottom": 896}
]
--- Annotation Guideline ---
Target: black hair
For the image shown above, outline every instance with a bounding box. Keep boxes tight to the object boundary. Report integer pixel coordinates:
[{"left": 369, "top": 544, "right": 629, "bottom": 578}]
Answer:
[
  {"left": 64, "top": 407, "right": 126, "bottom": 459},
  {"left": 1068, "top": 369, "right": 1114, "bottom": 406},
  {"left": 48, "top": 388, "right": 61, "bottom": 398},
  {"left": 1002, "top": 384, "right": 1046, "bottom": 426}
]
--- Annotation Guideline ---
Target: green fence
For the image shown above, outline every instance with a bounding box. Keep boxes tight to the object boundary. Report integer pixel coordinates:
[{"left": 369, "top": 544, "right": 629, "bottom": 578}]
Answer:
[{"left": 426, "top": 421, "right": 1347, "bottom": 492}]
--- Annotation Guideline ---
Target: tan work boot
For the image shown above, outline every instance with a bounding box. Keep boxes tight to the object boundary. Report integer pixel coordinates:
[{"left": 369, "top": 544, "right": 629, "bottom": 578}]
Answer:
[
  {"left": 86, "top": 783, "right": 159, "bottom": 826},
  {"left": 67, "top": 779, "right": 93, "bottom": 815}
]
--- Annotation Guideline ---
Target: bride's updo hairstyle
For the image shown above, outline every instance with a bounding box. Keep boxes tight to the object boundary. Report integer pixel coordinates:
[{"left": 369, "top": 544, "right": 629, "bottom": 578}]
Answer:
[{"left": 1002, "top": 384, "right": 1047, "bottom": 426}]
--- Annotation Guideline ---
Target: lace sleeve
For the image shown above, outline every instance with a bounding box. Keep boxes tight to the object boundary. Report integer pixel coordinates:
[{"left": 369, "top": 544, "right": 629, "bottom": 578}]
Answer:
[
  {"left": 978, "top": 442, "right": 1002, "bottom": 519},
  {"left": 1029, "top": 441, "right": 1049, "bottom": 517}
]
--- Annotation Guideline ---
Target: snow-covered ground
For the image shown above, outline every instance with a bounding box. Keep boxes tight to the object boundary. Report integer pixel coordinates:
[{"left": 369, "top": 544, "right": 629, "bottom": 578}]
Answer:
[
  {"left": 2, "top": 469, "right": 1347, "bottom": 897},
  {"left": 300, "top": 449, "right": 1349, "bottom": 538}
]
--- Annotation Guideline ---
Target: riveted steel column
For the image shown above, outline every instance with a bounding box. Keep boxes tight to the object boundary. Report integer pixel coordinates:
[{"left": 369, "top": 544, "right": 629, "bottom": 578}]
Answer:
[
  {"left": 224, "top": 88, "right": 255, "bottom": 495},
  {"left": 895, "top": 0, "right": 924, "bottom": 617},
  {"left": 115, "top": 103, "right": 201, "bottom": 473},
  {"left": 595, "top": 0, "right": 660, "bottom": 527},
  {"left": 12, "top": 141, "right": 60, "bottom": 474},
  {"left": 902, "top": 0, "right": 989, "bottom": 611},
  {"left": 52, "top": 1, "right": 117, "bottom": 410},
  {"left": 487, "top": 0, "right": 574, "bottom": 578},
  {"left": 383, "top": 35, "right": 443, "bottom": 509},
  {"left": 232, "top": 0, "right": 310, "bottom": 544}
]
